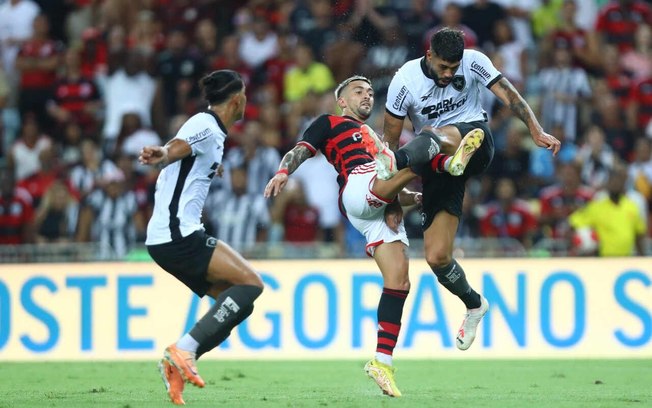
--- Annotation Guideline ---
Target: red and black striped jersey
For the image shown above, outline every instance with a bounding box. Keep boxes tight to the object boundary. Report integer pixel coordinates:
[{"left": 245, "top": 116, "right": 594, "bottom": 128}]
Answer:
[{"left": 297, "top": 114, "right": 373, "bottom": 188}]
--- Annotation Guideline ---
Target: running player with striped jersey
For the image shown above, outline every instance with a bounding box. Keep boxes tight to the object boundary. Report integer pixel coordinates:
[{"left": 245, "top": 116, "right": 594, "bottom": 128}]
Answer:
[
  {"left": 264, "top": 75, "right": 475, "bottom": 397},
  {"left": 377, "top": 28, "right": 560, "bottom": 353},
  {"left": 140, "top": 70, "right": 264, "bottom": 405}
]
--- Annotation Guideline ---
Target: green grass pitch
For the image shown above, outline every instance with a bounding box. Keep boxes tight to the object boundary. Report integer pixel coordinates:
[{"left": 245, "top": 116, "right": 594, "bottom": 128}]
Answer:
[{"left": 1, "top": 360, "right": 650, "bottom": 408}]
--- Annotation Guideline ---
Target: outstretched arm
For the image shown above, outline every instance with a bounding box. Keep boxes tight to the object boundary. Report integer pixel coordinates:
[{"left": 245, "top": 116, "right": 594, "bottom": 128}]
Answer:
[
  {"left": 264, "top": 145, "right": 312, "bottom": 198},
  {"left": 139, "top": 138, "right": 191, "bottom": 167},
  {"left": 490, "top": 77, "right": 561, "bottom": 155}
]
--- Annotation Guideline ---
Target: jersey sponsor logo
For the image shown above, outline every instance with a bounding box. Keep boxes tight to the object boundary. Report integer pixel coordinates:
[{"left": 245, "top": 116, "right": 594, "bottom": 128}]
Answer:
[
  {"left": 470, "top": 61, "right": 491, "bottom": 80},
  {"left": 366, "top": 194, "right": 384, "bottom": 208},
  {"left": 452, "top": 75, "right": 466, "bottom": 91},
  {"left": 392, "top": 85, "right": 408, "bottom": 110},
  {"left": 420, "top": 91, "right": 432, "bottom": 102},
  {"left": 187, "top": 128, "right": 212, "bottom": 145},
  {"left": 352, "top": 131, "right": 362, "bottom": 142},
  {"left": 420, "top": 96, "right": 468, "bottom": 119}
]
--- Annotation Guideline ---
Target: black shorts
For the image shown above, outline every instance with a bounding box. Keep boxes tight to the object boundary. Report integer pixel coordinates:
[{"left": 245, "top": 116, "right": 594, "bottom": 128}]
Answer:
[
  {"left": 416, "top": 120, "right": 494, "bottom": 230},
  {"left": 147, "top": 230, "right": 217, "bottom": 297}
]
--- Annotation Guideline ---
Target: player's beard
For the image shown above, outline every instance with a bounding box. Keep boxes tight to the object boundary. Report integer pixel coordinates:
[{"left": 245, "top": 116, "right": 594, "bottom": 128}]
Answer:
[{"left": 356, "top": 104, "right": 371, "bottom": 120}]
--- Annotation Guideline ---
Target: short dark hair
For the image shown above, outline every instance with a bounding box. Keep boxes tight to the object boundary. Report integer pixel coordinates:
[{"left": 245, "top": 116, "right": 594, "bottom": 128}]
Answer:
[
  {"left": 430, "top": 28, "right": 465, "bottom": 62},
  {"left": 334, "top": 75, "right": 372, "bottom": 99},
  {"left": 200, "top": 69, "right": 244, "bottom": 105}
]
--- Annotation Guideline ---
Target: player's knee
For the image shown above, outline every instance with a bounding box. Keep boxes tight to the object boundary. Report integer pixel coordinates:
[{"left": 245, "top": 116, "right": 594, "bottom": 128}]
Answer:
[
  {"left": 244, "top": 270, "right": 264, "bottom": 290},
  {"left": 425, "top": 249, "right": 452, "bottom": 269},
  {"left": 384, "top": 275, "right": 410, "bottom": 291}
]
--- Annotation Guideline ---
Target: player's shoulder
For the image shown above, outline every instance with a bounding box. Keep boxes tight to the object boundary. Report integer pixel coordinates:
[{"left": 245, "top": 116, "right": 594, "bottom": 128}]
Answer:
[
  {"left": 396, "top": 57, "right": 424, "bottom": 77},
  {"left": 462, "top": 48, "right": 490, "bottom": 64}
]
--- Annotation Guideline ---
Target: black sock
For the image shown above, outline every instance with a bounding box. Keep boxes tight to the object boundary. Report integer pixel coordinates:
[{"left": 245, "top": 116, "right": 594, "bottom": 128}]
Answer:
[
  {"left": 189, "top": 284, "right": 262, "bottom": 356},
  {"left": 376, "top": 288, "right": 408, "bottom": 358},
  {"left": 394, "top": 132, "right": 441, "bottom": 169},
  {"left": 196, "top": 304, "right": 254, "bottom": 360},
  {"left": 431, "top": 259, "right": 481, "bottom": 309}
]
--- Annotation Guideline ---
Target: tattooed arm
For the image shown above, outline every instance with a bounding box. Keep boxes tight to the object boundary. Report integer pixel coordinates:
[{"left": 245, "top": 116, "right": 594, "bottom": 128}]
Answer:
[
  {"left": 263, "top": 145, "right": 312, "bottom": 198},
  {"left": 490, "top": 77, "right": 561, "bottom": 155}
]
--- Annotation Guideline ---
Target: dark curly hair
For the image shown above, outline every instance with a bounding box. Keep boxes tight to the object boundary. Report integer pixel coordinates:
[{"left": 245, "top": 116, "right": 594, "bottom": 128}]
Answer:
[
  {"left": 200, "top": 69, "right": 244, "bottom": 105},
  {"left": 429, "top": 28, "right": 465, "bottom": 62}
]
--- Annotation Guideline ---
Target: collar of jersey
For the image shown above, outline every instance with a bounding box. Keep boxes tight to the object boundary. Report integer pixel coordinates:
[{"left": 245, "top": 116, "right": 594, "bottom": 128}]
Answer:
[
  {"left": 202, "top": 109, "right": 228, "bottom": 134},
  {"left": 343, "top": 115, "right": 363, "bottom": 123}
]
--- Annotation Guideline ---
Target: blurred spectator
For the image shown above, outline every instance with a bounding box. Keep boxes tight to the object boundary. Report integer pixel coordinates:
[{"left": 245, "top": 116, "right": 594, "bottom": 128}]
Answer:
[
  {"left": 65, "top": 0, "right": 103, "bottom": 45},
  {"left": 462, "top": 0, "right": 507, "bottom": 50},
  {"left": 102, "top": 40, "right": 159, "bottom": 155},
  {"left": 360, "top": 22, "right": 409, "bottom": 97},
  {"left": 115, "top": 151, "right": 155, "bottom": 236},
  {"left": 47, "top": 48, "right": 102, "bottom": 138},
  {"left": 479, "top": 177, "right": 539, "bottom": 248},
  {"left": 486, "top": 121, "right": 532, "bottom": 196},
  {"left": 396, "top": 0, "right": 438, "bottom": 59},
  {"left": 68, "top": 139, "right": 119, "bottom": 198},
  {"left": 576, "top": 125, "right": 617, "bottom": 190},
  {"left": 592, "top": 91, "right": 633, "bottom": 159},
  {"left": 291, "top": 0, "right": 334, "bottom": 60},
  {"left": 346, "top": 0, "right": 396, "bottom": 49},
  {"left": 596, "top": 45, "right": 632, "bottom": 108},
  {"left": 153, "top": 0, "right": 217, "bottom": 39},
  {"left": 626, "top": 71, "right": 652, "bottom": 134},
  {"left": 425, "top": 3, "right": 479, "bottom": 52},
  {"left": 78, "top": 27, "right": 108, "bottom": 80},
  {"left": 539, "top": 161, "right": 594, "bottom": 239},
  {"left": 127, "top": 9, "right": 165, "bottom": 55},
  {"left": 59, "top": 120, "right": 84, "bottom": 168},
  {"left": 595, "top": 0, "right": 652, "bottom": 53},
  {"left": 457, "top": 184, "right": 483, "bottom": 239},
  {"left": 493, "top": 0, "right": 538, "bottom": 48},
  {"left": 0, "top": 165, "right": 34, "bottom": 244},
  {"left": 205, "top": 164, "right": 270, "bottom": 253},
  {"left": 293, "top": 150, "right": 343, "bottom": 243},
  {"left": 238, "top": 16, "right": 278, "bottom": 70},
  {"left": 193, "top": 18, "right": 219, "bottom": 58},
  {"left": 323, "top": 23, "right": 364, "bottom": 83},
  {"left": 0, "top": 0, "right": 40, "bottom": 80},
  {"left": 261, "top": 30, "right": 297, "bottom": 103},
  {"left": 627, "top": 137, "right": 652, "bottom": 213},
  {"left": 211, "top": 35, "right": 253, "bottom": 89},
  {"left": 538, "top": 47, "right": 592, "bottom": 143},
  {"left": 487, "top": 19, "right": 526, "bottom": 92},
  {"left": 16, "top": 145, "right": 73, "bottom": 207},
  {"left": 7, "top": 113, "right": 51, "bottom": 181},
  {"left": 531, "top": 0, "right": 562, "bottom": 40},
  {"left": 76, "top": 168, "right": 143, "bottom": 259},
  {"left": 283, "top": 42, "right": 335, "bottom": 102},
  {"left": 15, "top": 13, "right": 63, "bottom": 128},
  {"left": 620, "top": 22, "right": 652, "bottom": 80},
  {"left": 33, "top": 0, "right": 72, "bottom": 43},
  {"left": 569, "top": 164, "right": 647, "bottom": 256},
  {"left": 529, "top": 122, "right": 579, "bottom": 192},
  {"left": 33, "top": 179, "right": 78, "bottom": 243},
  {"left": 223, "top": 119, "right": 280, "bottom": 195},
  {"left": 539, "top": 0, "right": 601, "bottom": 71},
  {"left": 156, "top": 28, "right": 204, "bottom": 117},
  {"left": 270, "top": 178, "right": 320, "bottom": 243},
  {"left": 116, "top": 112, "right": 161, "bottom": 161}
]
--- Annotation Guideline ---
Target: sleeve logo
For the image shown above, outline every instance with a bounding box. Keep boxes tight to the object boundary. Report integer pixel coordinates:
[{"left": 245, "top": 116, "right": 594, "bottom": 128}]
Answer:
[
  {"left": 392, "top": 85, "right": 408, "bottom": 110},
  {"left": 470, "top": 61, "right": 491, "bottom": 79}
]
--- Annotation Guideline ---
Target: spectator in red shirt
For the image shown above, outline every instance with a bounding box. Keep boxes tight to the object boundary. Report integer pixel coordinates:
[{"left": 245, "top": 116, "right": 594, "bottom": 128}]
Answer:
[
  {"left": 47, "top": 48, "right": 102, "bottom": 138},
  {"left": 0, "top": 165, "right": 35, "bottom": 244},
  {"left": 276, "top": 179, "right": 321, "bottom": 243},
  {"left": 79, "top": 27, "right": 108, "bottom": 79},
  {"left": 595, "top": 0, "right": 652, "bottom": 53},
  {"left": 480, "top": 178, "right": 539, "bottom": 248},
  {"left": 539, "top": 162, "right": 594, "bottom": 239},
  {"left": 15, "top": 13, "right": 64, "bottom": 127}
]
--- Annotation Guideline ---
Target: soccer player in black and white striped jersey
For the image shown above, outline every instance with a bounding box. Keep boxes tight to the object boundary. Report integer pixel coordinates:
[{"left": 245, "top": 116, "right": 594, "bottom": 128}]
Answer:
[{"left": 140, "top": 70, "right": 264, "bottom": 405}]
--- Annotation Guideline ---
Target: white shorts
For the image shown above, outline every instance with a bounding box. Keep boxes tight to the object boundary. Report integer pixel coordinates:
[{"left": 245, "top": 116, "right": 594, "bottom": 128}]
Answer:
[{"left": 341, "top": 163, "right": 409, "bottom": 257}]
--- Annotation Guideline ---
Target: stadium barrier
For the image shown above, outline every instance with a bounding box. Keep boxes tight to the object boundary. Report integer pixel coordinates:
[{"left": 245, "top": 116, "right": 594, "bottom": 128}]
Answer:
[{"left": 0, "top": 258, "right": 650, "bottom": 361}]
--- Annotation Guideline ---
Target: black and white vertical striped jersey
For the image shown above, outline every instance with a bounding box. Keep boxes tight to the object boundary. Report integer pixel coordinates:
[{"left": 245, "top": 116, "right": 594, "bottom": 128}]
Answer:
[{"left": 146, "top": 110, "right": 226, "bottom": 245}]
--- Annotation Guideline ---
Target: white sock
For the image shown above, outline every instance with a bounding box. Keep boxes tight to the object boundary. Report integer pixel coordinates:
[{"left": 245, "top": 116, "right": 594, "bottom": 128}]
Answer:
[
  {"left": 176, "top": 334, "right": 200, "bottom": 353},
  {"left": 443, "top": 157, "right": 452, "bottom": 172},
  {"left": 375, "top": 352, "right": 393, "bottom": 366}
]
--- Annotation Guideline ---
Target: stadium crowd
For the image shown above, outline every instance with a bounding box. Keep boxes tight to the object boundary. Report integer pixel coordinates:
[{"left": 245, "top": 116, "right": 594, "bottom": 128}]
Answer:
[{"left": 0, "top": 0, "right": 650, "bottom": 259}]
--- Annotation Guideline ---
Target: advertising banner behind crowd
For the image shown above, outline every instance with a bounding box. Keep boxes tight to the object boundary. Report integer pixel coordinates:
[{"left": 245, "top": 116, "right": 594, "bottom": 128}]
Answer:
[{"left": 0, "top": 259, "right": 650, "bottom": 360}]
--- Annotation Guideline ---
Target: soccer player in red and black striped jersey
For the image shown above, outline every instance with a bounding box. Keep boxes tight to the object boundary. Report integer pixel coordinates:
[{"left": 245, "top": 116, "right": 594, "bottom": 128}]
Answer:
[{"left": 265, "top": 75, "right": 442, "bottom": 397}]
